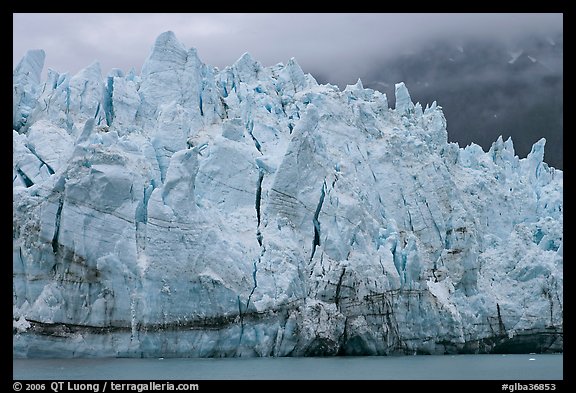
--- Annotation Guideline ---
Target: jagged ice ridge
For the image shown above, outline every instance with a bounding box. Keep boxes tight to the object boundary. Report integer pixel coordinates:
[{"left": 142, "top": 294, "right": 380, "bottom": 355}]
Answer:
[{"left": 13, "top": 31, "right": 562, "bottom": 357}]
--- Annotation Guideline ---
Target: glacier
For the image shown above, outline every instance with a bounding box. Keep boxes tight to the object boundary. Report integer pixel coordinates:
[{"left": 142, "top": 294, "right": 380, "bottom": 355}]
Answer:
[{"left": 13, "top": 31, "right": 562, "bottom": 357}]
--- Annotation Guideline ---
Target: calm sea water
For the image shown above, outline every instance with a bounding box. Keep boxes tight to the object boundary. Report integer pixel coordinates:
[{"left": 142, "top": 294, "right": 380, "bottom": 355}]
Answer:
[{"left": 13, "top": 354, "right": 562, "bottom": 380}]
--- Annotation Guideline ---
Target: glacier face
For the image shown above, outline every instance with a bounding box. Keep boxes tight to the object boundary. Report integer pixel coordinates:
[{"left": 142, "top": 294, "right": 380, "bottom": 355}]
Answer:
[{"left": 13, "top": 31, "right": 562, "bottom": 357}]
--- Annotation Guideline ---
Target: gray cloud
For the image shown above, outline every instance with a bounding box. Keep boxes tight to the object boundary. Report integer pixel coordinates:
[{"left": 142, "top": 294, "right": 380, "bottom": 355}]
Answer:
[
  {"left": 13, "top": 13, "right": 562, "bottom": 86},
  {"left": 13, "top": 13, "right": 563, "bottom": 169}
]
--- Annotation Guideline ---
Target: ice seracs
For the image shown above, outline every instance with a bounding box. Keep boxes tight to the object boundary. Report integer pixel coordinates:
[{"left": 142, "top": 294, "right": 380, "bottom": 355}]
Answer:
[
  {"left": 394, "top": 81, "right": 415, "bottom": 114},
  {"left": 13, "top": 49, "right": 45, "bottom": 131},
  {"left": 13, "top": 31, "right": 562, "bottom": 357}
]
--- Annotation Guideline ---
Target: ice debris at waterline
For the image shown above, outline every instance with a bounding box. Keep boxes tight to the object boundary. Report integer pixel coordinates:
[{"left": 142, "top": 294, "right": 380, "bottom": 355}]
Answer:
[{"left": 13, "top": 31, "right": 562, "bottom": 358}]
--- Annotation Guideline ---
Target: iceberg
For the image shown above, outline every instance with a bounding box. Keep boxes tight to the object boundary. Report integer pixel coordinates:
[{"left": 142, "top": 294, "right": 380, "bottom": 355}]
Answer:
[{"left": 13, "top": 31, "right": 562, "bottom": 357}]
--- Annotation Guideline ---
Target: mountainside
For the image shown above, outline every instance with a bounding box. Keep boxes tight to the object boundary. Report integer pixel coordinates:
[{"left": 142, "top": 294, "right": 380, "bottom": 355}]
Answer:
[
  {"left": 357, "top": 33, "right": 563, "bottom": 170},
  {"left": 13, "top": 31, "right": 563, "bottom": 357}
]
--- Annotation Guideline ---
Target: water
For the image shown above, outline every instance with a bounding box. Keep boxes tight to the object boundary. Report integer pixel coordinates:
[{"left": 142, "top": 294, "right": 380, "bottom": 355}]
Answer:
[{"left": 14, "top": 354, "right": 562, "bottom": 380}]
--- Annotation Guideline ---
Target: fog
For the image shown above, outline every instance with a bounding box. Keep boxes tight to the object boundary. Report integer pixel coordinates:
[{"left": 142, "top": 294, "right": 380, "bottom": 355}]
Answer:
[{"left": 13, "top": 13, "right": 563, "bottom": 168}]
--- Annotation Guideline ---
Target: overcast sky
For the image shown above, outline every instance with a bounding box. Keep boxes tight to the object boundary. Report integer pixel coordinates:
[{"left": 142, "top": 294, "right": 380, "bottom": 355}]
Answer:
[
  {"left": 13, "top": 13, "right": 563, "bottom": 168},
  {"left": 13, "top": 13, "right": 562, "bottom": 88}
]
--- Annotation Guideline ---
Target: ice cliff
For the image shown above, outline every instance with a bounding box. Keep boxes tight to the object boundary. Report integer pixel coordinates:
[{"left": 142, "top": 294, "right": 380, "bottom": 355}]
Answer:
[{"left": 13, "top": 31, "right": 563, "bottom": 357}]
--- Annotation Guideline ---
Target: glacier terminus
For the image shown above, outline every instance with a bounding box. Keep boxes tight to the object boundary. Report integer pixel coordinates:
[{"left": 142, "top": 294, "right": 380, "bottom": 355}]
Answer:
[{"left": 13, "top": 31, "right": 562, "bottom": 357}]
